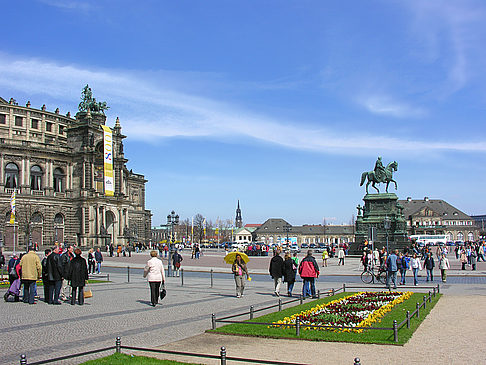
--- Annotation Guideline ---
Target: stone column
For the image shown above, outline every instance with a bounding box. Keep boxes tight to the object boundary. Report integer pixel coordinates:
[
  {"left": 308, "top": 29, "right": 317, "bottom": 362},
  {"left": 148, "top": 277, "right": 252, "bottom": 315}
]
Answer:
[{"left": 0, "top": 154, "right": 4, "bottom": 185}]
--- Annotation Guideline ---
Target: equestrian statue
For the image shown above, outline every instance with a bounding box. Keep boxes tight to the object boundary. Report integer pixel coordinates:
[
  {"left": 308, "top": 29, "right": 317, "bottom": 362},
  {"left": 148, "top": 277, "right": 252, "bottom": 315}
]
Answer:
[
  {"left": 78, "top": 84, "right": 109, "bottom": 114},
  {"left": 360, "top": 157, "right": 398, "bottom": 194}
]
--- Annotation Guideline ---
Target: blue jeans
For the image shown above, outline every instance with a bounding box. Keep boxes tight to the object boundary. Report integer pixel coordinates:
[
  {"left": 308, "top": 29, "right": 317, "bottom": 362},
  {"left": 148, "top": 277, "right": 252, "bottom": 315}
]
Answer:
[
  {"left": 426, "top": 269, "right": 433, "bottom": 281},
  {"left": 22, "top": 280, "right": 36, "bottom": 304},
  {"left": 48, "top": 280, "right": 62, "bottom": 304},
  {"left": 400, "top": 269, "right": 407, "bottom": 284},
  {"left": 287, "top": 282, "right": 295, "bottom": 296},
  {"left": 386, "top": 271, "right": 397, "bottom": 288},
  {"left": 302, "top": 278, "right": 316, "bottom": 297},
  {"left": 96, "top": 262, "right": 102, "bottom": 273},
  {"left": 412, "top": 268, "right": 419, "bottom": 285}
]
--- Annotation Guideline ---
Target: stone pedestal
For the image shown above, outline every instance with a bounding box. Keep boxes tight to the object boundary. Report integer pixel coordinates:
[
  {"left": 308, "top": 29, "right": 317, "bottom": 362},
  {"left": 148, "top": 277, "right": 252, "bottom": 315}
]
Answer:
[{"left": 353, "top": 193, "right": 408, "bottom": 254}]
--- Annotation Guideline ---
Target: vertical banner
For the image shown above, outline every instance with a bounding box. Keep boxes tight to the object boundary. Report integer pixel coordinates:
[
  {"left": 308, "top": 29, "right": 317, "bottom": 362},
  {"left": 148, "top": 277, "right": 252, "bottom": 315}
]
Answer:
[
  {"left": 101, "top": 125, "right": 114, "bottom": 196},
  {"left": 191, "top": 216, "right": 194, "bottom": 245},
  {"left": 9, "top": 190, "right": 15, "bottom": 224}
]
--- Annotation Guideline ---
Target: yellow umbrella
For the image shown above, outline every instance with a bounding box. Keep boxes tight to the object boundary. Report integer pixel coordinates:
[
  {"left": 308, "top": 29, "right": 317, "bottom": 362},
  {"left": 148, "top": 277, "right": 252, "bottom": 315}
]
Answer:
[{"left": 224, "top": 251, "right": 250, "bottom": 264}]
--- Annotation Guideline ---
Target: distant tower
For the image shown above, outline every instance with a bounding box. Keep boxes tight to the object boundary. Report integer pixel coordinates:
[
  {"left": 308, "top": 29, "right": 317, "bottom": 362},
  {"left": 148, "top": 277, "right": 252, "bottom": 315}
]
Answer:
[{"left": 235, "top": 200, "right": 243, "bottom": 228}]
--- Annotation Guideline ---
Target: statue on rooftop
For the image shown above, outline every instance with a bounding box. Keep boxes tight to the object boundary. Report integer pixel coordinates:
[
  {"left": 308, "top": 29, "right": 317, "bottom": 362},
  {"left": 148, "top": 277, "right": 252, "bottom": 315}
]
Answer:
[{"left": 78, "top": 84, "right": 109, "bottom": 114}]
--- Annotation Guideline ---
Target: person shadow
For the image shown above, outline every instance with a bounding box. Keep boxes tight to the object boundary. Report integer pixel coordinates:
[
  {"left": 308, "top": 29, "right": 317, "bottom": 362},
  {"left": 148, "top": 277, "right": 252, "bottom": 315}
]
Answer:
[{"left": 136, "top": 300, "right": 156, "bottom": 307}]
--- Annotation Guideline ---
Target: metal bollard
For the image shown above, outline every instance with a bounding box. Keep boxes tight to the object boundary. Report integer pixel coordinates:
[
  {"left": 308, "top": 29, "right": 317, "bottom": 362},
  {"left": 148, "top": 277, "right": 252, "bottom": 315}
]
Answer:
[
  {"left": 393, "top": 320, "right": 398, "bottom": 342},
  {"left": 250, "top": 305, "right": 254, "bottom": 320},
  {"left": 406, "top": 310, "right": 410, "bottom": 329},
  {"left": 416, "top": 302, "right": 420, "bottom": 318},
  {"left": 211, "top": 314, "right": 216, "bottom": 330},
  {"left": 181, "top": 268, "right": 184, "bottom": 286},
  {"left": 437, "top": 284, "right": 440, "bottom": 294},
  {"left": 343, "top": 283, "right": 346, "bottom": 292},
  {"left": 354, "top": 357, "right": 361, "bottom": 365},
  {"left": 210, "top": 269, "right": 214, "bottom": 288},
  {"left": 428, "top": 291, "right": 431, "bottom": 303},
  {"left": 299, "top": 294, "right": 303, "bottom": 305},
  {"left": 331, "top": 288, "right": 335, "bottom": 296},
  {"left": 127, "top": 266, "right": 130, "bottom": 283},
  {"left": 220, "top": 346, "right": 227, "bottom": 365},
  {"left": 115, "top": 337, "right": 121, "bottom": 353},
  {"left": 433, "top": 287, "right": 436, "bottom": 297},
  {"left": 423, "top": 295, "right": 427, "bottom": 310},
  {"left": 107, "top": 273, "right": 110, "bottom": 282},
  {"left": 296, "top": 318, "right": 301, "bottom": 336},
  {"left": 278, "top": 298, "right": 282, "bottom": 311},
  {"left": 20, "top": 354, "right": 27, "bottom": 365},
  {"left": 317, "top": 289, "right": 320, "bottom": 299}
]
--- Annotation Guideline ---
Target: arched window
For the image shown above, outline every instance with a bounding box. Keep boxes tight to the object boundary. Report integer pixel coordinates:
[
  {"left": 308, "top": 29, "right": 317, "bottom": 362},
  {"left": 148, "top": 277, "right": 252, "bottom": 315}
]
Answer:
[
  {"left": 468, "top": 232, "right": 474, "bottom": 241},
  {"left": 31, "top": 212, "right": 43, "bottom": 223},
  {"left": 53, "top": 168, "right": 64, "bottom": 192},
  {"left": 5, "top": 162, "right": 19, "bottom": 188},
  {"left": 30, "top": 165, "right": 42, "bottom": 191},
  {"left": 54, "top": 213, "right": 64, "bottom": 224},
  {"left": 446, "top": 232, "right": 453, "bottom": 241},
  {"left": 457, "top": 232, "right": 464, "bottom": 241}
]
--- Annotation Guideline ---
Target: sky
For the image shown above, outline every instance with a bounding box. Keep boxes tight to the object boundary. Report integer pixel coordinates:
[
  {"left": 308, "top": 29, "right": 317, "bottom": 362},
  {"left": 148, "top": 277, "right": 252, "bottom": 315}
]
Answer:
[{"left": 1, "top": 0, "right": 485, "bottom": 227}]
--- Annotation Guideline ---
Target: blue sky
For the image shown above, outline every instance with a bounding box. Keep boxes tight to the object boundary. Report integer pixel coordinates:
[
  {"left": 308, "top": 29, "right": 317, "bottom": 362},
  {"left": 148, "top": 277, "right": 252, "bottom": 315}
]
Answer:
[{"left": 1, "top": 0, "right": 485, "bottom": 226}]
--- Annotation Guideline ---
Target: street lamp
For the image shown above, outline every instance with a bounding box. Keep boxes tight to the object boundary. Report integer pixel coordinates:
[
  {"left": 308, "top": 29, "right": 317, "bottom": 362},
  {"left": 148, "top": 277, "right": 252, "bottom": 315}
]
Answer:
[
  {"left": 384, "top": 216, "right": 391, "bottom": 254},
  {"left": 283, "top": 224, "right": 291, "bottom": 247},
  {"left": 167, "top": 210, "right": 179, "bottom": 277}
]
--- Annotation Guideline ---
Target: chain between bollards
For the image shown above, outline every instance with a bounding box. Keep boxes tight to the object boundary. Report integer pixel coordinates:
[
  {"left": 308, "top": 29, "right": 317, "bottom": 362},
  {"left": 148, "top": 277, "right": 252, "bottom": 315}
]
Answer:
[
  {"left": 115, "top": 336, "right": 121, "bottom": 353},
  {"left": 220, "top": 346, "right": 226, "bottom": 365}
]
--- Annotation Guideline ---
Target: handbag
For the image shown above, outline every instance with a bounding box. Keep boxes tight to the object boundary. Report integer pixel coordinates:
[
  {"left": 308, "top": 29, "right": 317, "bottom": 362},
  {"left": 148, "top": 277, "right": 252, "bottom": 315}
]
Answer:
[
  {"left": 84, "top": 285, "right": 93, "bottom": 299},
  {"left": 159, "top": 283, "right": 166, "bottom": 300},
  {"left": 9, "top": 265, "right": 18, "bottom": 279}
]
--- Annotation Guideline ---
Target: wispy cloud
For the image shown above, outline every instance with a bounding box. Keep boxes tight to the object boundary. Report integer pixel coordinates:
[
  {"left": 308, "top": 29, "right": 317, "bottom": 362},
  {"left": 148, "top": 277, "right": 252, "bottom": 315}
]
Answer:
[
  {"left": 0, "top": 53, "right": 484, "bottom": 155},
  {"left": 358, "top": 95, "right": 426, "bottom": 118},
  {"left": 37, "top": 0, "right": 93, "bottom": 12}
]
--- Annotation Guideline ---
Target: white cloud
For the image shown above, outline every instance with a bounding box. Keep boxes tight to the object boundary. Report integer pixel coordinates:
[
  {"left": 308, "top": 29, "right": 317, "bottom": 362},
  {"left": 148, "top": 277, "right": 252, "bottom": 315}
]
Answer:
[
  {"left": 0, "top": 54, "right": 485, "bottom": 155},
  {"left": 358, "top": 95, "right": 426, "bottom": 118},
  {"left": 37, "top": 0, "right": 93, "bottom": 12}
]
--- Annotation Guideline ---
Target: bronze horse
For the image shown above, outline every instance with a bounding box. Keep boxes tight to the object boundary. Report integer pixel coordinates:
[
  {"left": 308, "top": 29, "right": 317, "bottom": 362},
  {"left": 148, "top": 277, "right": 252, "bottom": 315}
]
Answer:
[{"left": 360, "top": 161, "right": 398, "bottom": 194}]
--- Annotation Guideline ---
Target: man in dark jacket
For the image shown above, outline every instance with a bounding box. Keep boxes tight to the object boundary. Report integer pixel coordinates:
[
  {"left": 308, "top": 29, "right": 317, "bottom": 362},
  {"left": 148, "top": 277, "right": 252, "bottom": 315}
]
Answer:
[
  {"left": 46, "top": 246, "right": 63, "bottom": 304},
  {"left": 298, "top": 250, "right": 319, "bottom": 298},
  {"left": 386, "top": 249, "right": 399, "bottom": 289},
  {"left": 41, "top": 249, "right": 51, "bottom": 303},
  {"left": 424, "top": 252, "right": 435, "bottom": 281},
  {"left": 60, "top": 245, "right": 74, "bottom": 301},
  {"left": 269, "top": 249, "right": 285, "bottom": 296},
  {"left": 67, "top": 248, "right": 89, "bottom": 305}
]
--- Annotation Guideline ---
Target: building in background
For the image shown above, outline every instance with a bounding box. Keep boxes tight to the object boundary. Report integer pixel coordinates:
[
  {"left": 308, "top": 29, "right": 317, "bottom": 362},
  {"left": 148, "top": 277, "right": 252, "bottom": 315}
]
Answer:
[
  {"left": 0, "top": 87, "right": 151, "bottom": 250},
  {"left": 400, "top": 197, "right": 479, "bottom": 242}
]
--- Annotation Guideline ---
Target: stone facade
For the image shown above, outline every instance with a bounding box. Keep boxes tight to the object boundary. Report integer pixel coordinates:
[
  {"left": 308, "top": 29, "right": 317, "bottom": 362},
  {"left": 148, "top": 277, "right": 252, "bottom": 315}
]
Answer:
[{"left": 0, "top": 95, "right": 151, "bottom": 250}]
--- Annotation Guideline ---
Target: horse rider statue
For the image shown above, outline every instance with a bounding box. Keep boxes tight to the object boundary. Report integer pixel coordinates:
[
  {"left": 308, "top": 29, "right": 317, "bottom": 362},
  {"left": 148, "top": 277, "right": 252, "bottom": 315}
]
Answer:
[{"left": 360, "top": 157, "right": 398, "bottom": 194}]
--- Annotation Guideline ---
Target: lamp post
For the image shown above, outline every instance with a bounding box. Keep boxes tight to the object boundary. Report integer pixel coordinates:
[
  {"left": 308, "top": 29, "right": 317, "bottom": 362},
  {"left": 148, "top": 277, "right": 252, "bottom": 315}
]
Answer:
[
  {"left": 384, "top": 216, "right": 391, "bottom": 254},
  {"left": 283, "top": 224, "right": 291, "bottom": 247},
  {"left": 167, "top": 211, "right": 179, "bottom": 277}
]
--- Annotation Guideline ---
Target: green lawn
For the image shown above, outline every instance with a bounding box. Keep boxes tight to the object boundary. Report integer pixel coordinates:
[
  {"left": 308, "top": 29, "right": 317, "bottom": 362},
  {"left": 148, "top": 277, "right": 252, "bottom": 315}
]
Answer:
[
  {"left": 80, "top": 353, "right": 200, "bottom": 364},
  {"left": 209, "top": 291, "right": 441, "bottom": 345}
]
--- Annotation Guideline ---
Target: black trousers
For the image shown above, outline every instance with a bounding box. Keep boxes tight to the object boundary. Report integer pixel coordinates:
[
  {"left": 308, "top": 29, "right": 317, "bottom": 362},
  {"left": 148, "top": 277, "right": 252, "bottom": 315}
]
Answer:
[
  {"left": 71, "top": 286, "right": 84, "bottom": 305},
  {"left": 42, "top": 280, "right": 50, "bottom": 303},
  {"left": 149, "top": 281, "right": 161, "bottom": 305}
]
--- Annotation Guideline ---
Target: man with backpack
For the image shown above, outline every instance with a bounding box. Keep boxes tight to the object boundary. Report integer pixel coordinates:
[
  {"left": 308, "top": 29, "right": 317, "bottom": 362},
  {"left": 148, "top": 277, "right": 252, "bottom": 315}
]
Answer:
[{"left": 298, "top": 250, "right": 319, "bottom": 298}]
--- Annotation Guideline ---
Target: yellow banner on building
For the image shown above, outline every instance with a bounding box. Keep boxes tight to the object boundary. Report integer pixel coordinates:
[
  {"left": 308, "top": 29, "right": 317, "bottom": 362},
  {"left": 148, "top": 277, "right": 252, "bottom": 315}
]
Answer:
[
  {"left": 101, "top": 125, "right": 114, "bottom": 196},
  {"left": 9, "top": 190, "right": 15, "bottom": 224}
]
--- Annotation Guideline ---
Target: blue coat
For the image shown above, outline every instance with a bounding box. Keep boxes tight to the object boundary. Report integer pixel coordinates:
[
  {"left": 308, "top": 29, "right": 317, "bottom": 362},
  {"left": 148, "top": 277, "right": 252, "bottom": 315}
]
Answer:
[{"left": 386, "top": 254, "right": 398, "bottom": 272}]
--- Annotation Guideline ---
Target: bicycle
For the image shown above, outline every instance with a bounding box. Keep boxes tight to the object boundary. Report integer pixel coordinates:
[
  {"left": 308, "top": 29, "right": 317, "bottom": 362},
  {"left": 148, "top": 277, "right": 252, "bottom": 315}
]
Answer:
[{"left": 360, "top": 266, "right": 387, "bottom": 284}]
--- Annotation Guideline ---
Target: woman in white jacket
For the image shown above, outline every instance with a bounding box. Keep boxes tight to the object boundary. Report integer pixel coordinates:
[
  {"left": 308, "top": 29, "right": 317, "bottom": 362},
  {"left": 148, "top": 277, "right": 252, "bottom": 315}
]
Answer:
[
  {"left": 410, "top": 253, "right": 422, "bottom": 286},
  {"left": 143, "top": 250, "right": 166, "bottom": 307}
]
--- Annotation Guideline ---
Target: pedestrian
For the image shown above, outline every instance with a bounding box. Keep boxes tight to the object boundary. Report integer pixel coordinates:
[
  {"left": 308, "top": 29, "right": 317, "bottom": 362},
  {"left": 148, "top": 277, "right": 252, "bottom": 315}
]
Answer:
[
  {"left": 67, "top": 248, "right": 89, "bottom": 305},
  {"left": 460, "top": 249, "right": 467, "bottom": 270},
  {"left": 87, "top": 248, "right": 95, "bottom": 274},
  {"left": 283, "top": 252, "right": 296, "bottom": 297},
  {"left": 269, "top": 249, "right": 284, "bottom": 297},
  {"left": 232, "top": 254, "right": 249, "bottom": 298},
  {"left": 41, "top": 249, "right": 51, "bottom": 303},
  {"left": 19, "top": 246, "right": 42, "bottom": 304},
  {"left": 0, "top": 250, "right": 5, "bottom": 271},
  {"left": 60, "top": 245, "right": 74, "bottom": 301},
  {"left": 4, "top": 255, "right": 21, "bottom": 302},
  {"left": 298, "top": 250, "right": 319, "bottom": 298},
  {"left": 424, "top": 252, "right": 435, "bottom": 282},
  {"left": 439, "top": 254, "right": 450, "bottom": 282},
  {"left": 322, "top": 249, "right": 328, "bottom": 267},
  {"left": 373, "top": 247, "right": 379, "bottom": 265},
  {"left": 109, "top": 244, "right": 114, "bottom": 257},
  {"left": 143, "top": 250, "right": 166, "bottom": 307},
  {"left": 410, "top": 253, "right": 422, "bottom": 286},
  {"left": 46, "top": 246, "right": 63, "bottom": 305},
  {"left": 478, "top": 244, "right": 485, "bottom": 262},
  {"left": 385, "top": 249, "right": 398, "bottom": 289},
  {"left": 338, "top": 247, "right": 345, "bottom": 265},
  {"left": 470, "top": 248, "right": 477, "bottom": 271},
  {"left": 172, "top": 250, "right": 183, "bottom": 277},
  {"left": 95, "top": 247, "right": 103, "bottom": 274},
  {"left": 360, "top": 251, "right": 368, "bottom": 272},
  {"left": 400, "top": 252, "right": 410, "bottom": 285}
]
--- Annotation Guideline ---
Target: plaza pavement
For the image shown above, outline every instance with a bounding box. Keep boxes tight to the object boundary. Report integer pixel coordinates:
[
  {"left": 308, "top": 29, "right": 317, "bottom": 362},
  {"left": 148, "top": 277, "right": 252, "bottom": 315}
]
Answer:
[{"left": 1, "top": 249, "right": 485, "bottom": 364}]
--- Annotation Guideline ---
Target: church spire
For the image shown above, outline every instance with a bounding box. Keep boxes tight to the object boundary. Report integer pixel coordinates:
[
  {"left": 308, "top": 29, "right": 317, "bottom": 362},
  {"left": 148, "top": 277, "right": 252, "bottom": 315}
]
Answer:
[{"left": 235, "top": 200, "right": 243, "bottom": 228}]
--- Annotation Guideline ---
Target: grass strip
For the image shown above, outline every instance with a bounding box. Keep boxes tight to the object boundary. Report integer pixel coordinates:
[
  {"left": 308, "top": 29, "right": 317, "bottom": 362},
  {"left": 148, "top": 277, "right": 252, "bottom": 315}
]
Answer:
[
  {"left": 80, "top": 353, "right": 201, "bottom": 364},
  {"left": 209, "top": 292, "right": 441, "bottom": 345}
]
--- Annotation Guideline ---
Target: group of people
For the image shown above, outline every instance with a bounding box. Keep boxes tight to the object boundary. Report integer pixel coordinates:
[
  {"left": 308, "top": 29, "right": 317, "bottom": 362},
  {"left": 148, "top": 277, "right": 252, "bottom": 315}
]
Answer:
[
  {"left": 268, "top": 249, "right": 320, "bottom": 298},
  {"left": 4, "top": 244, "right": 90, "bottom": 305}
]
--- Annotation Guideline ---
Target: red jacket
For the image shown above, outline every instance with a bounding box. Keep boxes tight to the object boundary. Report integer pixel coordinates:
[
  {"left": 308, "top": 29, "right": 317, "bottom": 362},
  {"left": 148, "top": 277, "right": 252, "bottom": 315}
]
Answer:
[{"left": 298, "top": 256, "right": 319, "bottom": 278}]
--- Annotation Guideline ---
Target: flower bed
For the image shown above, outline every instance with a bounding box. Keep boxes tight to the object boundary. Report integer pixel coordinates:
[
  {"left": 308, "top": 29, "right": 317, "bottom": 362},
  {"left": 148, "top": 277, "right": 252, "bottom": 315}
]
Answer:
[{"left": 273, "top": 291, "right": 413, "bottom": 332}]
